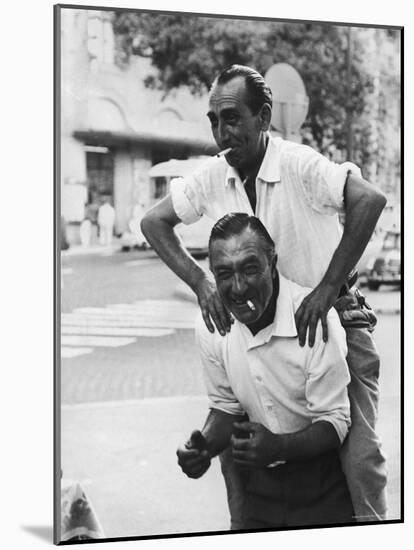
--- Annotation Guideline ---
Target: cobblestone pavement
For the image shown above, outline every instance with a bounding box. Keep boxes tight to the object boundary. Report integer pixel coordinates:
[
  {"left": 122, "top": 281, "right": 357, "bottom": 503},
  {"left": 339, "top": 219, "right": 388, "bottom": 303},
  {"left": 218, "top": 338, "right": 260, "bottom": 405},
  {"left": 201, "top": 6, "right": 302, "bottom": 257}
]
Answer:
[{"left": 61, "top": 328, "right": 204, "bottom": 404}]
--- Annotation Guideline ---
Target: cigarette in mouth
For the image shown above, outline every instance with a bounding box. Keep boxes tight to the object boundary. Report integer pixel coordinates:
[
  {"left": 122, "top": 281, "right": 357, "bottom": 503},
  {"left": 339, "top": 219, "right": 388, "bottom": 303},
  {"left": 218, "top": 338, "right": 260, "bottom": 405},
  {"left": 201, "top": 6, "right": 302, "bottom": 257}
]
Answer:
[
  {"left": 246, "top": 300, "right": 256, "bottom": 311},
  {"left": 216, "top": 147, "right": 232, "bottom": 157}
]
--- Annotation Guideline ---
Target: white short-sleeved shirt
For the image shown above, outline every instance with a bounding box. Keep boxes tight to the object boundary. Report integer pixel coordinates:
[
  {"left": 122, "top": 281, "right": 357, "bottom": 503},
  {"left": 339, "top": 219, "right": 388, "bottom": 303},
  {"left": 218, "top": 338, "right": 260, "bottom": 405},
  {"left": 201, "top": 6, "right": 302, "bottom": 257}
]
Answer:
[
  {"left": 171, "top": 135, "right": 361, "bottom": 288},
  {"left": 196, "top": 275, "right": 351, "bottom": 444}
]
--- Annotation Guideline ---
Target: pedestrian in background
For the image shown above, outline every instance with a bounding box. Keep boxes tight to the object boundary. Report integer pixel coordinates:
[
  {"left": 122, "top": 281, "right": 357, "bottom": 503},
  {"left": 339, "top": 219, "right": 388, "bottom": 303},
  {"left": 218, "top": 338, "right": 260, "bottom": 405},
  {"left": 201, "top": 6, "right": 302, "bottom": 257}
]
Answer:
[{"left": 98, "top": 199, "right": 115, "bottom": 247}]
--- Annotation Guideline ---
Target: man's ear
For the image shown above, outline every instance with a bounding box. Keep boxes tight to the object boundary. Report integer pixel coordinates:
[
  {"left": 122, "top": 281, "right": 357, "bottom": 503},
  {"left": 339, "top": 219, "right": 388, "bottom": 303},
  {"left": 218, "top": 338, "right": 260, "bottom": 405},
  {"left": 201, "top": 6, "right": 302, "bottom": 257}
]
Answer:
[
  {"left": 259, "top": 103, "right": 272, "bottom": 131},
  {"left": 271, "top": 254, "right": 278, "bottom": 278}
]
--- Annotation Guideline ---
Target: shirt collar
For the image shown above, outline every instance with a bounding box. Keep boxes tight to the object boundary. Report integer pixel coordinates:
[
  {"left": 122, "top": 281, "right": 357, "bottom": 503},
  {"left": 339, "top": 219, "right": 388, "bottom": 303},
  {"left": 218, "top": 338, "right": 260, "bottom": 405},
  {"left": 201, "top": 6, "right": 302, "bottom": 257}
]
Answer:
[
  {"left": 238, "top": 273, "right": 298, "bottom": 349},
  {"left": 225, "top": 134, "right": 282, "bottom": 187},
  {"left": 270, "top": 274, "right": 298, "bottom": 338}
]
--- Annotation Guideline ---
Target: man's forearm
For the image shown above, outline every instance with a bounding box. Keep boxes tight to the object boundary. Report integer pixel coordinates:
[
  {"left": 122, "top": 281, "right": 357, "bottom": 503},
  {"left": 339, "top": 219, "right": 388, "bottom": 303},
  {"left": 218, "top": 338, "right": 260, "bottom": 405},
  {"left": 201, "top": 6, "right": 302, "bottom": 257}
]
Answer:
[
  {"left": 274, "top": 421, "right": 341, "bottom": 462},
  {"left": 322, "top": 175, "right": 387, "bottom": 289},
  {"left": 141, "top": 211, "right": 206, "bottom": 292},
  {"left": 202, "top": 409, "right": 245, "bottom": 457}
]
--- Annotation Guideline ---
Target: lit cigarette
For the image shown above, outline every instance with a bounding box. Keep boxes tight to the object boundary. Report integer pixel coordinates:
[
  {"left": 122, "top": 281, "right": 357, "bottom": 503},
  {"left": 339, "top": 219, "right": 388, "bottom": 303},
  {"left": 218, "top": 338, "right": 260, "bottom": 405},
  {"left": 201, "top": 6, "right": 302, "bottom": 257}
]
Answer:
[
  {"left": 246, "top": 300, "right": 256, "bottom": 311},
  {"left": 216, "top": 147, "right": 232, "bottom": 157}
]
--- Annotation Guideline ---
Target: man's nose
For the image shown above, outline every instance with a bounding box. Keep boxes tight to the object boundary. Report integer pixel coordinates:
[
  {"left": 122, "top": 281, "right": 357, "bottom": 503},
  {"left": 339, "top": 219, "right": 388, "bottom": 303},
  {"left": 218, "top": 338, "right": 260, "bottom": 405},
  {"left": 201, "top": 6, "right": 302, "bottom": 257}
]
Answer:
[
  {"left": 232, "top": 273, "right": 247, "bottom": 295},
  {"left": 217, "top": 120, "right": 230, "bottom": 144}
]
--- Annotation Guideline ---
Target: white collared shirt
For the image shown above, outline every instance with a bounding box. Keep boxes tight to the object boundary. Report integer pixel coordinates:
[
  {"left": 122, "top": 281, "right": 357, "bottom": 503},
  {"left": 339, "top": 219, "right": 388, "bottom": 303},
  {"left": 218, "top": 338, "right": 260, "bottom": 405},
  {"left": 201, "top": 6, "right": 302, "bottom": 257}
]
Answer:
[
  {"left": 196, "top": 275, "right": 351, "bottom": 443},
  {"left": 171, "top": 135, "right": 361, "bottom": 288}
]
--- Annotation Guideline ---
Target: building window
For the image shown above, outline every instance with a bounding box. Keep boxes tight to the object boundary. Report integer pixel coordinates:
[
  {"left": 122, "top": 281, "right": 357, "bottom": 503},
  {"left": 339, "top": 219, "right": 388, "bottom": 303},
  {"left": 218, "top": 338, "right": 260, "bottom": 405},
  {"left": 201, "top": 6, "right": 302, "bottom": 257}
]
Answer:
[
  {"left": 154, "top": 177, "right": 167, "bottom": 199},
  {"left": 85, "top": 147, "right": 114, "bottom": 221}
]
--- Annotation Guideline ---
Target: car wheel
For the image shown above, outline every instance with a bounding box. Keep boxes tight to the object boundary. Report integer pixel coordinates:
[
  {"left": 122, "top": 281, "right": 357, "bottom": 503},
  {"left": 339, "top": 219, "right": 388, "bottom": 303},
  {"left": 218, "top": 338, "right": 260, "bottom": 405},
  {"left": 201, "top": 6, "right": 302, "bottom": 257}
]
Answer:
[{"left": 367, "top": 280, "right": 380, "bottom": 291}]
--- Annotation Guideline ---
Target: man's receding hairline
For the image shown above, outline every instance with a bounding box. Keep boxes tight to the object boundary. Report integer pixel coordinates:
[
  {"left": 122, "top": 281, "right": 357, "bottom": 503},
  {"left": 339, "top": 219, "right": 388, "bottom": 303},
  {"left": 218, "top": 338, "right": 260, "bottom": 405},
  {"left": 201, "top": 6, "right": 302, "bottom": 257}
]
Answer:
[
  {"left": 210, "top": 75, "right": 248, "bottom": 98},
  {"left": 209, "top": 227, "right": 273, "bottom": 258}
]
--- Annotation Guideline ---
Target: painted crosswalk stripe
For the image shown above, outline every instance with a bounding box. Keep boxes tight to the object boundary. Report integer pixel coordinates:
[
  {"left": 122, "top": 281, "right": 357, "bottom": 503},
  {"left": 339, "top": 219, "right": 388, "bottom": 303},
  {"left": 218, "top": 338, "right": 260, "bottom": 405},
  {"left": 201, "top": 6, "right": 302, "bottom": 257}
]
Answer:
[
  {"left": 61, "top": 326, "right": 174, "bottom": 337},
  {"left": 60, "top": 317, "right": 191, "bottom": 329},
  {"left": 61, "top": 347, "right": 93, "bottom": 358},
  {"left": 62, "top": 335, "right": 137, "bottom": 347},
  {"left": 61, "top": 299, "right": 197, "bottom": 358},
  {"left": 61, "top": 316, "right": 194, "bottom": 329},
  {"left": 124, "top": 259, "right": 160, "bottom": 267}
]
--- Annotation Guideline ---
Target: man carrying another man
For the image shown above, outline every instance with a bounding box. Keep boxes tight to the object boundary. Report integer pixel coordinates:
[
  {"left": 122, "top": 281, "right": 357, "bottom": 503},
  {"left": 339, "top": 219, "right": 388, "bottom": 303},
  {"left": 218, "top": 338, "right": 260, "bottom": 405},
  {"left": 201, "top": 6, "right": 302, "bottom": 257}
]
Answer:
[
  {"left": 141, "top": 64, "right": 387, "bottom": 522},
  {"left": 177, "top": 213, "right": 354, "bottom": 528}
]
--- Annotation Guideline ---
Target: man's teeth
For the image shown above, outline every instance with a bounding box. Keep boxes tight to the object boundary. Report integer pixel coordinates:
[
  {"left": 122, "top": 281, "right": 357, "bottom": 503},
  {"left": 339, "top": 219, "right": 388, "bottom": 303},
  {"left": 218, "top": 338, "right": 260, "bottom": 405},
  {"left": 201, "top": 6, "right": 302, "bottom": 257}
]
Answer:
[{"left": 232, "top": 298, "right": 255, "bottom": 310}]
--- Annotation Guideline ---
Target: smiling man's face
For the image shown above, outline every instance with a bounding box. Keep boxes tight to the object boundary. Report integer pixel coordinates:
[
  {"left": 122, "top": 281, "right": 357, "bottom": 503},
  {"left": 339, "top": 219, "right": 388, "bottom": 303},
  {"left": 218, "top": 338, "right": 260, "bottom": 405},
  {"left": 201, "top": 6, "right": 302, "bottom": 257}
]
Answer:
[
  {"left": 209, "top": 227, "right": 276, "bottom": 326},
  {"left": 207, "top": 77, "right": 269, "bottom": 175}
]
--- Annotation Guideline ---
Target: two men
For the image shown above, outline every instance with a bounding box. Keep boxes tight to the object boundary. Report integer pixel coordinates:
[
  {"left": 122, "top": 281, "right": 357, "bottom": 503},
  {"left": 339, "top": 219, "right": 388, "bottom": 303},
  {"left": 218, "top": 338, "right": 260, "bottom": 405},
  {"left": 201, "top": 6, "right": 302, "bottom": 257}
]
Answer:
[
  {"left": 177, "top": 213, "right": 354, "bottom": 528},
  {"left": 141, "top": 64, "right": 387, "bottom": 521}
]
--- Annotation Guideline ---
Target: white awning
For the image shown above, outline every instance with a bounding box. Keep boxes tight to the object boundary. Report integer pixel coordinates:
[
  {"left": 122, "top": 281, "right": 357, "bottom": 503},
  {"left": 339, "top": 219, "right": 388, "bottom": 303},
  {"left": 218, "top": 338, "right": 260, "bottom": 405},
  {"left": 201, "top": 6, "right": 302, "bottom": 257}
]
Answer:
[{"left": 148, "top": 157, "right": 210, "bottom": 178}]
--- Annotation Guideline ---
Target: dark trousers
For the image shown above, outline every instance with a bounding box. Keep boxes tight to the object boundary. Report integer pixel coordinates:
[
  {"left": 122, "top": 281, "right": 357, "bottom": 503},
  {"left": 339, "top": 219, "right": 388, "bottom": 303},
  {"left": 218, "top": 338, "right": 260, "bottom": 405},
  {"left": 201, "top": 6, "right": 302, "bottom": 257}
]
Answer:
[{"left": 243, "top": 450, "right": 354, "bottom": 529}]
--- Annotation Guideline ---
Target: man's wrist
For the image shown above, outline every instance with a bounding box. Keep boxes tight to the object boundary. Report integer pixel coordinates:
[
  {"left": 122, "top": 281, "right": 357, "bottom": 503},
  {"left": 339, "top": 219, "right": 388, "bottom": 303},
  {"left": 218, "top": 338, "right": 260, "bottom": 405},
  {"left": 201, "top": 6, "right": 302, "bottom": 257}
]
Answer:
[
  {"left": 189, "top": 266, "right": 209, "bottom": 293},
  {"left": 319, "top": 276, "right": 343, "bottom": 295}
]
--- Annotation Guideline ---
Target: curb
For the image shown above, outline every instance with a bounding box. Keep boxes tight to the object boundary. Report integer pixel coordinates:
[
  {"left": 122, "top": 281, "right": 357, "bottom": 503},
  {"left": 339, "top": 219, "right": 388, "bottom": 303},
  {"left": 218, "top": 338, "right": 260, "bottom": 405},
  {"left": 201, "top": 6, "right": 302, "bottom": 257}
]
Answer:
[{"left": 62, "top": 244, "right": 158, "bottom": 260}]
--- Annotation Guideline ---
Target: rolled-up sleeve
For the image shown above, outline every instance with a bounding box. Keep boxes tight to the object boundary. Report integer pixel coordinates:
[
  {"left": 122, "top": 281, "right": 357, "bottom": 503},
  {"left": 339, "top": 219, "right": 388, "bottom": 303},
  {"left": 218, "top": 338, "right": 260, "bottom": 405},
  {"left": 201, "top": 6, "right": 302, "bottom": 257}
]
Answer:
[
  {"left": 195, "top": 316, "right": 244, "bottom": 416},
  {"left": 170, "top": 176, "right": 204, "bottom": 225},
  {"left": 284, "top": 144, "right": 362, "bottom": 215},
  {"left": 304, "top": 311, "right": 351, "bottom": 444}
]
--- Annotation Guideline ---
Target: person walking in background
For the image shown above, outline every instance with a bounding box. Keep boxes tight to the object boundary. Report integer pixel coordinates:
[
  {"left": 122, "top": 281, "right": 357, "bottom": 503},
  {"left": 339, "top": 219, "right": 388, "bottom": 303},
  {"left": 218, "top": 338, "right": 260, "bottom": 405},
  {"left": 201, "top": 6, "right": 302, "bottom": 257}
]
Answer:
[{"left": 98, "top": 199, "right": 115, "bottom": 247}]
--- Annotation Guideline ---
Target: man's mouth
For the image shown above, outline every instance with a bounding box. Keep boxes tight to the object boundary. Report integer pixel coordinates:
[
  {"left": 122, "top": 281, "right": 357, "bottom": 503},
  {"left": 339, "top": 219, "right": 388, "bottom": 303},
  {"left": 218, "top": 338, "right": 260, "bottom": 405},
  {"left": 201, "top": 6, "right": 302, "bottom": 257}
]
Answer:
[
  {"left": 216, "top": 147, "right": 232, "bottom": 157},
  {"left": 231, "top": 298, "right": 255, "bottom": 311}
]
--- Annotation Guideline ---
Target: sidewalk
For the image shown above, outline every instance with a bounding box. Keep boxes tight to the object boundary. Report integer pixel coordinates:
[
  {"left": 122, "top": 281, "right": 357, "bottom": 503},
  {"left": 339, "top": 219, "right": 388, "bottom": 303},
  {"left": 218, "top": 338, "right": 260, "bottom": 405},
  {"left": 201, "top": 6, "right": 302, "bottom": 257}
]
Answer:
[
  {"left": 61, "top": 386, "right": 400, "bottom": 542},
  {"left": 61, "top": 239, "right": 158, "bottom": 259},
  {"left": 61, "top": 395, "right": 229, "bottom": 540}
]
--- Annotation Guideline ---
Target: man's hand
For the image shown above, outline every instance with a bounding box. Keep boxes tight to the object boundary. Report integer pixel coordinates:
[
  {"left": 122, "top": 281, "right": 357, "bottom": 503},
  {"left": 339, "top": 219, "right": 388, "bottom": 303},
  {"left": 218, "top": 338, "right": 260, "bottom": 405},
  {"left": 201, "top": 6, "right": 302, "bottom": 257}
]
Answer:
[
  {"left": 193, "top": 273, "right": 233, "bottom": 336},
  {"left": 294, "top": 282, "right": 339, "bottom": 347},
  {"left": 231, "top": 422, "right": 280, "bottom": 468},
  {"left": 176, "top": 430, "right": 211, "bottom": 479}
]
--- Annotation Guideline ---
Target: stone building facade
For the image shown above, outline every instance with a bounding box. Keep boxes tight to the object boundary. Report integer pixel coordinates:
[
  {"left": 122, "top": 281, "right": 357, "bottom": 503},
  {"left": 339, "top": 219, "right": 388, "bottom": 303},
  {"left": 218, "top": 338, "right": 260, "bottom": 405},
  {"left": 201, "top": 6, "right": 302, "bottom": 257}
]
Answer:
[{"left": 59, "top": 8, "right": 216, "bottom": 244}]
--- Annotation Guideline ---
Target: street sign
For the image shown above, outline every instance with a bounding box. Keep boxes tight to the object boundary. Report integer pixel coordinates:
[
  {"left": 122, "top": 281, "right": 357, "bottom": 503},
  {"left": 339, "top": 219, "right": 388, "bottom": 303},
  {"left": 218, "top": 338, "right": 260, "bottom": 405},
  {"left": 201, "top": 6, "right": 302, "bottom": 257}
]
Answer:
[{"left": 265, "top": 63, "right": 309, "bottom": 140}]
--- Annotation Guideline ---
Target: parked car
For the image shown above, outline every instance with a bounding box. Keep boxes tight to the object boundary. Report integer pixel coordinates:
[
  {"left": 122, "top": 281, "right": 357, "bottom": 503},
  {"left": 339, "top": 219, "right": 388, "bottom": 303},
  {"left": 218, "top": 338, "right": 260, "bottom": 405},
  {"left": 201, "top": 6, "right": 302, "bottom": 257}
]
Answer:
[
  {"left": 148, "top": 157, "right": 213, "bottom": 257},
  {"left": 366, "top": 229, "right": 401, "bottom": 290}
]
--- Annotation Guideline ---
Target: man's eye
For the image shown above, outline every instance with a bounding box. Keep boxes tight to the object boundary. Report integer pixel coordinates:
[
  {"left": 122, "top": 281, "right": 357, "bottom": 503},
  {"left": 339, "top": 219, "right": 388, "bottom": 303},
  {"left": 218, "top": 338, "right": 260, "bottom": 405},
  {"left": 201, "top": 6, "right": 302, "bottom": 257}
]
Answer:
[
  {"left": 217, "top": 271, "right": 232, "bottom": 280},
  {"left": 244, "top": 266, "right": 258, "bottom": 275},
  {"left": 225, "top": 114, "right": 238, "bottom": 123}
]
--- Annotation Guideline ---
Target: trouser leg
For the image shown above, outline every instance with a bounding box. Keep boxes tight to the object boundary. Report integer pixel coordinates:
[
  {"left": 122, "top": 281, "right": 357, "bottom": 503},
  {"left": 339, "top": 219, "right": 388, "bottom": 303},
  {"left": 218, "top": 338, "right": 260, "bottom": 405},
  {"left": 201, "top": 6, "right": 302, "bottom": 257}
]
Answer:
[
  {"left": 219, "top": 447, "right": 246, "bottom": 530},
  {"left": 340, "top": 327, "right": 388, "bottom": 521}
]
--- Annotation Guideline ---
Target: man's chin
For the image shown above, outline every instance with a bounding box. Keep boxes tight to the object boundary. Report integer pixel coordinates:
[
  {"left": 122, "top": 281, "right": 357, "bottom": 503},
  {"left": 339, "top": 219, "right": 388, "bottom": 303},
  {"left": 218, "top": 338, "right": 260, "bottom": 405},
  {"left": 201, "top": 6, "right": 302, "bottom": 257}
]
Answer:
[{"left": 230, "top": 308, "right": 259, "bottom": 325}]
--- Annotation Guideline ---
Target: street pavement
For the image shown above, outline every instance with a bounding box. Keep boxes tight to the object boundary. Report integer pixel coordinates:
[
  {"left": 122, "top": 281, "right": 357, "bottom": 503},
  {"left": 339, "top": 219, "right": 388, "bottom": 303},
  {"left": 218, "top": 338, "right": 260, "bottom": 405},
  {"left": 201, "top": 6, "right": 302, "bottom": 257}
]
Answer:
[{"left": 59, "top": 246, "right": 402, "bottom": 540}]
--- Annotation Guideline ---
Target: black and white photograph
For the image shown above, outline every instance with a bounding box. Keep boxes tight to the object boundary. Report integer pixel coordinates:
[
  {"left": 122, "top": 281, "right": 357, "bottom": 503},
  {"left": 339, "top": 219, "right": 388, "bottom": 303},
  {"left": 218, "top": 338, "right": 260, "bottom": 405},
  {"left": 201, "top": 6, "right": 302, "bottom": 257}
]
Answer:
[{"left": 55, "top": 2, "right": 402, "bottom": 545}]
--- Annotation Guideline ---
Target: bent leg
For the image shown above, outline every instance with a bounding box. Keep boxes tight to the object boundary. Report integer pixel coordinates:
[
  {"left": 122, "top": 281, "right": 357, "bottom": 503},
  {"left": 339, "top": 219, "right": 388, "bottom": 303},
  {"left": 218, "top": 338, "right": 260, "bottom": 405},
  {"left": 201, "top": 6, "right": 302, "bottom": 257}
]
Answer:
[{"left": 340, "top": 327, "right": 388, "bottom": 521}]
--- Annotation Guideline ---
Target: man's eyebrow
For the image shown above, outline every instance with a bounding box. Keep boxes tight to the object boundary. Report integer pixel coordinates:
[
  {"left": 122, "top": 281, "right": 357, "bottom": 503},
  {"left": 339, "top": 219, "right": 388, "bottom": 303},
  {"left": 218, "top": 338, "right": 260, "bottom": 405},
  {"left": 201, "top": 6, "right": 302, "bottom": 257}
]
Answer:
[
  {"left": 239, "top": 252, "right": 260, "bottom": 263},
  {"left": 213, "top": 254, "right": 260, "bottom": 271},
  {"left": 207, "top": 108, "right": 238, "bottom": 120},
  {"left": 213, "top": 263, "right": 232, "bottom": 272}
]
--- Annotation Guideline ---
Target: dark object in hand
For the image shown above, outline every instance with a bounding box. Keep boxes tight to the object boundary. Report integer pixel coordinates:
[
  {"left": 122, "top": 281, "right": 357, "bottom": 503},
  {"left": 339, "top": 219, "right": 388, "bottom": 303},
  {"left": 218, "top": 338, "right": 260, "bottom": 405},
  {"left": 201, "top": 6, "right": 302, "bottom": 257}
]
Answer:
[
  {"left": 233, "top": 424, "right": 250, "bottom": 439},
  {"left": 185, "top": 430, "right": 207, "bottom": 451}
]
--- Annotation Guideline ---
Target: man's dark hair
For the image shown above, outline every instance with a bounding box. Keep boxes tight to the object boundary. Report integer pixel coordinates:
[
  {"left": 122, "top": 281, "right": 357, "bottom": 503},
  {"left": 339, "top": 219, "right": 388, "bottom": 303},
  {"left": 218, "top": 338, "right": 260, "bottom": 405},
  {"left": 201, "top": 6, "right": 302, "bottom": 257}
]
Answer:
[
  {"left": 209, "top": 212, "right": 276, "bottom": 262},
  {"left": 211, "top": 65, "right": 273, "bottom": 115}
]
